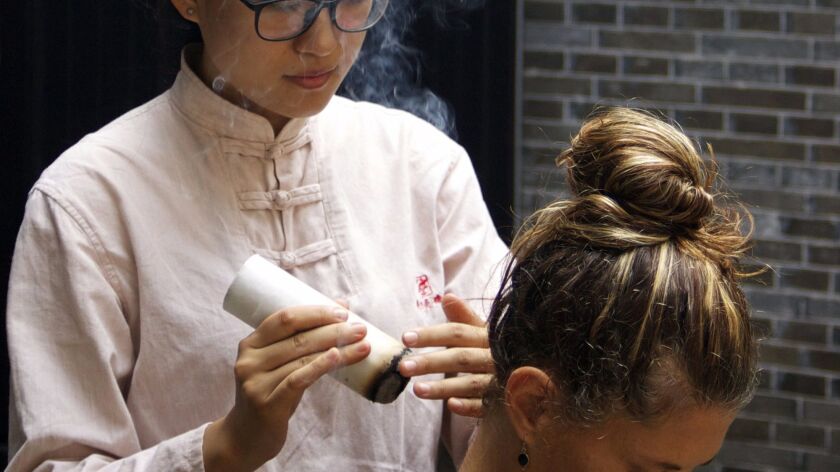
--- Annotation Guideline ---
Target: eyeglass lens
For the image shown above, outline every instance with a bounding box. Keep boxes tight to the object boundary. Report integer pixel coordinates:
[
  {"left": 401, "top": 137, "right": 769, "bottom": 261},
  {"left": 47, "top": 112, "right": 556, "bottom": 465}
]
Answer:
[{"left": 258, "top": 0, "right": 386, "bottom": 40}]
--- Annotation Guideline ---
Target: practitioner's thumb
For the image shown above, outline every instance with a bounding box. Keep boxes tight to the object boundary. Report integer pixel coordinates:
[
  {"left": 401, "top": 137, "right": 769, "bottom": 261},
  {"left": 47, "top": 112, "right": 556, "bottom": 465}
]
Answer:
[{"left": 441, "top": 294, "right": 483, "bottom": 327}]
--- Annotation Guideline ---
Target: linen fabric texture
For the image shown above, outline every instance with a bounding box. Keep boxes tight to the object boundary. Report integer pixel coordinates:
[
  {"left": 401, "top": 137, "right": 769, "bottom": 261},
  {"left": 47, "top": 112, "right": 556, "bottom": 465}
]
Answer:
[{"left": 6, "top": 49, "right": 507, "bottom": 471}]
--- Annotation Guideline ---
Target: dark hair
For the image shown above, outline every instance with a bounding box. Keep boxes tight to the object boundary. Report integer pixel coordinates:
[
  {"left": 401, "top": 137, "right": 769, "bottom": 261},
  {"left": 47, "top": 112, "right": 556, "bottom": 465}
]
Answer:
[
  {"left": 135, "top": 0, "right": 201, "bottom": 52},
  {"left": 486, "top": 108, "right": 760, "bottom": 424}
]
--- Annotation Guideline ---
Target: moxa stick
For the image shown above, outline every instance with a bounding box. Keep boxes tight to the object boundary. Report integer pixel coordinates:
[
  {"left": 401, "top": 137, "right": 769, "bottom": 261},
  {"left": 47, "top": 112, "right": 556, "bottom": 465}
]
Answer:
[{"left": 223, "top": 255, "right": 411, "bottom": 404}]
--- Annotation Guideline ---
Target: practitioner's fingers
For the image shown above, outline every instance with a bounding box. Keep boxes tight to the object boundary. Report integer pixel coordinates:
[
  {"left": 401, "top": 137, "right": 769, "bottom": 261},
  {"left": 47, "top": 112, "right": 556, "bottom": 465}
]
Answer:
[
  {"left": 441, "top": 294, "right": 485, "bottom": 327},
  {"left": 399, "top": 347, "right": 494, "bottom": 377},
  {"left": 412, "top": 374, "right": 493, "bottom": 401},
  {"left": 402, "top": 294, "right": 488, "bottom": 349},
  {"left": 237, "top": 346, "right": 341, "bottom": 417},
  {"left": 402, "top": 323, "right": 488, "bottom": 349},
  {"left": 245, "top": 321, "right": 367, "bottom": 373},
  {"left": 247, "top": 305, "right": 349, "bottom": 348},
  {"left": 447, "top": 398, "right": 485, "bottom": 418},
  {"left": 269, "top": 347, "right": 342, "bottom": 408},
  {"left": 263, "top": 339, "right": 371, "bottom": 386},
  {"left": 267, "top": 339, "right": 370, "bottom": 408}
]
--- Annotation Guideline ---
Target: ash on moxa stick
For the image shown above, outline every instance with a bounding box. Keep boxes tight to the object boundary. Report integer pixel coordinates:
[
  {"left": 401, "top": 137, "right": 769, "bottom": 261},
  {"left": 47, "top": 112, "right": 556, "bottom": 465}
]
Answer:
[{"left": 223, "top": 255, "right": 411, "bottom": 404}]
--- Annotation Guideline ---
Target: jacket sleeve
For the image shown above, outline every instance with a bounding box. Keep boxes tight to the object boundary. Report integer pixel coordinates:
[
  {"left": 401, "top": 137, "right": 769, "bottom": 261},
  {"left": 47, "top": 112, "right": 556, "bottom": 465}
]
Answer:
[
  {"left": 435, "top": 150, "right": 509, "bottom": 319},
  {"left": 6, "top": 188, "right": 207, "bottom": 472}
]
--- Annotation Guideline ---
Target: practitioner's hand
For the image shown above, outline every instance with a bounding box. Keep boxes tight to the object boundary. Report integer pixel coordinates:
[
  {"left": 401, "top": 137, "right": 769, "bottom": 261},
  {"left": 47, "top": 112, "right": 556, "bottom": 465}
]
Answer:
[
  {"left": 399, "top": 294, "right": 494, "bottom": 418},
  {"left": 204, "top": 305, "right": 370, "bottom": 472}
]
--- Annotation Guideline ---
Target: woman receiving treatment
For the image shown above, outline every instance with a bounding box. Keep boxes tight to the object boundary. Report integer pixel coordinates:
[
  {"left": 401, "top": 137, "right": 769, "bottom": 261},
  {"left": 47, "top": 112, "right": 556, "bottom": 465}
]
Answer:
[
  {"left": 6, "top": 0, "right": 505, "bottom": 470},
  {"left": 461, "top": 108, "right": 759, "bottom": 471}
]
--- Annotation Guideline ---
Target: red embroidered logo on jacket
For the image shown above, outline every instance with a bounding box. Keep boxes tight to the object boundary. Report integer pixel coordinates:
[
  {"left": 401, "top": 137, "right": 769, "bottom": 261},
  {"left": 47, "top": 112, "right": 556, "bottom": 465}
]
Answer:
[{"left": 416, "top": 275, "right": 442, "bottom": 311}]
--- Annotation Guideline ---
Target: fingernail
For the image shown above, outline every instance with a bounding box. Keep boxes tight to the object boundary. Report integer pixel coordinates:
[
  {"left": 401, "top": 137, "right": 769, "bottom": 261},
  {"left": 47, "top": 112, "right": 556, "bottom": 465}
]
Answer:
[
  {"left": 402, "top": 360, "right": 417, "bottom": 374},
  {"left": 449, "top": 398, "right": 463, "bottom": 410},
  {"left": 403, "top": 331, "right": 419, "bottom": 346},
  {"left": 333, "top": 308, "right": 349, "bottom": 321},
  {"left": 415, "top": 382, "right": 430, "bottom": 396},
  {"left": 356, "top": 341, "right": 370, "bottom": 353},
  {"left": 351, "top": 323, "right": 366, "bottom": 336}
]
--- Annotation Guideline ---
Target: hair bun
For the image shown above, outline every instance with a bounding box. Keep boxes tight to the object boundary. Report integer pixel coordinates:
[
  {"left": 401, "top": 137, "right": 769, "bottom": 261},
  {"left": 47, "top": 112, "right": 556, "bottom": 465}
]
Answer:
[{"left": 559, "top": 108, "right": 716, "bottom": 235}]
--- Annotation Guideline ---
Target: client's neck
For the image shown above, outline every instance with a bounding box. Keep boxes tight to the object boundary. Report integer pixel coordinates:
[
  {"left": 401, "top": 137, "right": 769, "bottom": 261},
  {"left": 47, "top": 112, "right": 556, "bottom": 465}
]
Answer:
[{"left": 459, "top": 413, "right": 520, "bottom": 472}]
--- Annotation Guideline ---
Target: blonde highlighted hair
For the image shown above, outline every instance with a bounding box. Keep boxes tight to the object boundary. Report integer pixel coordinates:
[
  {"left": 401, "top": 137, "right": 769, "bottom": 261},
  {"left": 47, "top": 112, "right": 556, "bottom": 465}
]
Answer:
[{"left": 487, "top": 108, "right": 759, "bottom": 423}]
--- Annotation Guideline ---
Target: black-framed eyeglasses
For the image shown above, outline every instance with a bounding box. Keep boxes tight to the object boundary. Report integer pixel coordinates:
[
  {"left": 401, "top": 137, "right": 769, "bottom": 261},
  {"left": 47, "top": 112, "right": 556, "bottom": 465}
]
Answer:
[{"left": 238, "top": 0, "right": 390, "bottom": 42}]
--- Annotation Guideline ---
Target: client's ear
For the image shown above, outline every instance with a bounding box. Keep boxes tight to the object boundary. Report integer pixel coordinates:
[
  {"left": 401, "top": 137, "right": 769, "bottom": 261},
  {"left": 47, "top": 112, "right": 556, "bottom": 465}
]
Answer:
[{"left": 504, "top": 367, "right": 555, "bottom": 443}]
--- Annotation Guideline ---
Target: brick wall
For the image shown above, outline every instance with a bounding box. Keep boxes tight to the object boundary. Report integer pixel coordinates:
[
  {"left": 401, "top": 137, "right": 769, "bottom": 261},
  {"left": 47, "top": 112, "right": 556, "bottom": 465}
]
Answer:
[{"left": 517, "top": 1, "right": 840, "bottom": 470}]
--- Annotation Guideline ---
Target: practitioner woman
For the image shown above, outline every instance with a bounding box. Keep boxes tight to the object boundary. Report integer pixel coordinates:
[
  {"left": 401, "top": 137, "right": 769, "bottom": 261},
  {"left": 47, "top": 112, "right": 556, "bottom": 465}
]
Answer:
[
  {"left": 6, "top": 1, "right": 506, "bottom": 470},
  {"left": 459, "top": 108, "right": 759, "bottom": 471}
]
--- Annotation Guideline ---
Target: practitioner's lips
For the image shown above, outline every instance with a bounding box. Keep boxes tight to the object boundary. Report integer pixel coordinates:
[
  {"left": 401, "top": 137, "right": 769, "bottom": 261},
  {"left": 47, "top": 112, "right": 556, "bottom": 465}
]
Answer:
[{"left": 285, "top": 67, "right": 336, "bottom": 90}]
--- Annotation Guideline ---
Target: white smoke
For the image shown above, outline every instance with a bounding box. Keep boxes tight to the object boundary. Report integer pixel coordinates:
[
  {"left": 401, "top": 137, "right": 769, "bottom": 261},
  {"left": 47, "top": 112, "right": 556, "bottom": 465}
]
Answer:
[{"left": 339, "top": 0, "right": 486, "bottom": 138}]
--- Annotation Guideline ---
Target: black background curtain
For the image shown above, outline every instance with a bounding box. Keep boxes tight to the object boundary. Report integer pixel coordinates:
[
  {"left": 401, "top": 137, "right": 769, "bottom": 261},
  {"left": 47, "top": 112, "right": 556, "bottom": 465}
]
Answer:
[{"left": 0, "top": 1, "right": 515, "bottom": 458}]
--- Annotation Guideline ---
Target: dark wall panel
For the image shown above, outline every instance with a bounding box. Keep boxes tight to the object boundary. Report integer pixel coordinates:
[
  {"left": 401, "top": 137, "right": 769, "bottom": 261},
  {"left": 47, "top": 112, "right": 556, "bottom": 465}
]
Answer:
[{"left": 417, "top": 2, "right": 517, "bottom": 237}]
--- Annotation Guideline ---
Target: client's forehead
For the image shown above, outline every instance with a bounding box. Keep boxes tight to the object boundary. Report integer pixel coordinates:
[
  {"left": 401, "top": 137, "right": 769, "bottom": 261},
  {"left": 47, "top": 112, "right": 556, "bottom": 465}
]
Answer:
[{"left": 611, "top": 407, "right": 733, "bottom": 470}]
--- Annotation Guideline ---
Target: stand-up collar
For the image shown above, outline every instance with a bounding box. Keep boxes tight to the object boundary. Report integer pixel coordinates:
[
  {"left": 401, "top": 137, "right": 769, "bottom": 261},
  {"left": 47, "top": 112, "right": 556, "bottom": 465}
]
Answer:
[{"left": 170, "top": 44, "right": 309, "bottom": 145}]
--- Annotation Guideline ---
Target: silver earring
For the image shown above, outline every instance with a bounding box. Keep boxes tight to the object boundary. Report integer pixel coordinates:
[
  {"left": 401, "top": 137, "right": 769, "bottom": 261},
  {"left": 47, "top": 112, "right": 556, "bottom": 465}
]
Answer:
[
  {"left": 518, "top": 442, "right": 530, "bottom": 469},
  {"left": 212, "top": 76, "right": 226, "bottom": 93},
  {"left": 186, "top": 7, "right": 196, "bottom": 16}
]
